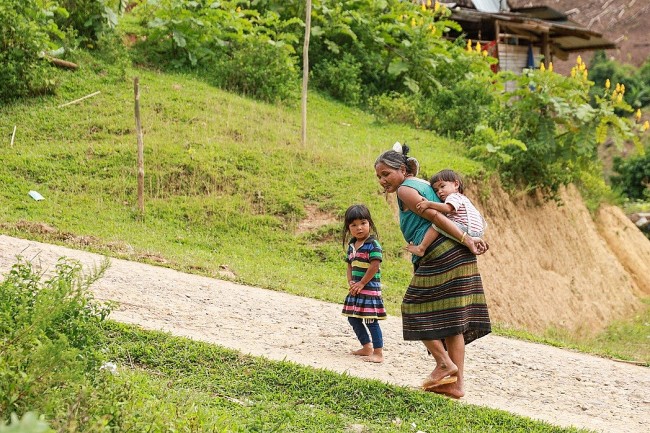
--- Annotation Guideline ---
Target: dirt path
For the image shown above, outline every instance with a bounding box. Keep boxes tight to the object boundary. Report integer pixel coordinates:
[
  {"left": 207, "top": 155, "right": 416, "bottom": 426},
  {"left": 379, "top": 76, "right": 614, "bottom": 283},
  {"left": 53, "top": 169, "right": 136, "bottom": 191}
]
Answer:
[{"left": 1, "top": 235, "right": 648, "bottom": 433}]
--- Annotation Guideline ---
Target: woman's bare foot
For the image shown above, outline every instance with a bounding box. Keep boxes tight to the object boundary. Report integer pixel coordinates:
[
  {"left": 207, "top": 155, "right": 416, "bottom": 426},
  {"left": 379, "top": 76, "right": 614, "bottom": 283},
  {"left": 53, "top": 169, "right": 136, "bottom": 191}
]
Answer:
[
  {"left": 422, "top": 363, "right": 458, "bottom": 389},
  {"left": 350, "top": 343, "right": 373, "bottom": 356},
  {"left": 362, "top": 348, "right": 384, "bottom": 363},
  {"left": 406, "top": 243, "right": 426, "bottom": 257},
  {"left": 428, "top": 382, "right": 465, "bottom": 399}
]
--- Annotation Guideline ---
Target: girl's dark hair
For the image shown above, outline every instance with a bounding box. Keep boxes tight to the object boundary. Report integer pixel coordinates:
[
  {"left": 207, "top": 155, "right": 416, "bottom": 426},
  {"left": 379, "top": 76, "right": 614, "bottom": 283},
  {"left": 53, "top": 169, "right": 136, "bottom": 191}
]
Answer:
[
  {"left": 430, "top": 169, "right": 464, "bottom": 193},
  {"left": 341, "top": 204, "right": 378, "bottom": 248},
  {"left": 374, "top": 143, "right": 419, "bottom": 176}
]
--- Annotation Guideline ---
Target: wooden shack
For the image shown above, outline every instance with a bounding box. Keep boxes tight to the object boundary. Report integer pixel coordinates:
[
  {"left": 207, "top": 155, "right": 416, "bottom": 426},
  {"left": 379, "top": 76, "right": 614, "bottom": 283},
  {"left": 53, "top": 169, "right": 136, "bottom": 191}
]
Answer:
[{"left": 443, "top": 1, "right": 616, "bottom": 73}]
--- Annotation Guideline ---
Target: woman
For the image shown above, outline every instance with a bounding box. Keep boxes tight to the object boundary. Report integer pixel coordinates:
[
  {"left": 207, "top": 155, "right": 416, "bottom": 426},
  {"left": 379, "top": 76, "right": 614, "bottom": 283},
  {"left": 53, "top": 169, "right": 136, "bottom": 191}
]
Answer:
[{"left": 374, "top": 145, "right": 491, "bottom": 399}]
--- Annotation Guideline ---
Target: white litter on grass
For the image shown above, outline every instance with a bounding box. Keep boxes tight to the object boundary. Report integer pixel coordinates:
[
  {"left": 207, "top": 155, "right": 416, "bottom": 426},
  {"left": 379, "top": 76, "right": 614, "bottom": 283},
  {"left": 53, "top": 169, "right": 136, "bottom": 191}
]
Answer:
[
  {"left": 28, "top": 191, "right": 44, "bottom": 201},
  {"left": 100, "top": 362, "right": 118, "bottom": 375}
]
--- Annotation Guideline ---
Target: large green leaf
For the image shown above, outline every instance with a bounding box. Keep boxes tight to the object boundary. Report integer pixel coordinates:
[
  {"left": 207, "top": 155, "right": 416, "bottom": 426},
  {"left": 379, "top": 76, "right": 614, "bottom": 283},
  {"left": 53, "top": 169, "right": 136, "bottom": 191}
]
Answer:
[{"left": 387, "top": 59, "right": 409, "bottom": 76}]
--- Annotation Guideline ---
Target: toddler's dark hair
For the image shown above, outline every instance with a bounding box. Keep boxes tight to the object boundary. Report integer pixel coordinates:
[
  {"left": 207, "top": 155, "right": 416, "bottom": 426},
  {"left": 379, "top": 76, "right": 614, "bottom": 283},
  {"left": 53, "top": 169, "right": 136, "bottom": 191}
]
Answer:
[
  {"left": 430, "top": 169, "right": 464, "bottom": 194},
  {"left": 341, "top": 204, "right": 378, "bottom": 248}
]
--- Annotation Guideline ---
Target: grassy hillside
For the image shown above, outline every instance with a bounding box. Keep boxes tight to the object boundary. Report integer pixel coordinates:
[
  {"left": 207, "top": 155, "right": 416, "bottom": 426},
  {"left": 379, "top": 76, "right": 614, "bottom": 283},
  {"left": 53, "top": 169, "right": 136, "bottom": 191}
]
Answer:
[
  {"left": 2, "top": 54, "right": 648, "bottom": 367},
  {"left": 0, "top": 55, "right": 482, "bottom": 316}
]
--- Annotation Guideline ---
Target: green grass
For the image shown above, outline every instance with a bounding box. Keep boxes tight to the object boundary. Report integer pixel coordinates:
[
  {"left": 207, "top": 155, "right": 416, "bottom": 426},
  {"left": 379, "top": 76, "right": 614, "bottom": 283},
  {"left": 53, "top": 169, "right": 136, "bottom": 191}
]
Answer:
[
  {"left": 101, "top": 322, "right": 586, "bottom": 432},
  {"left": 495, "top": 299, "right": 650, "bottom": 366},
  {"left": 1, "top": 53, "right": 648, "bottom": 368}
]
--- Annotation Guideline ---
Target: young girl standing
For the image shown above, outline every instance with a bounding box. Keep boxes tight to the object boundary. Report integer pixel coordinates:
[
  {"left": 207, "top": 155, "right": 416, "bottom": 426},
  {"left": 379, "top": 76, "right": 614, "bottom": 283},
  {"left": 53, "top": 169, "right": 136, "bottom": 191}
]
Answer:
[{"left": 341, "top": 204, "right": 386, "bottom": 363}]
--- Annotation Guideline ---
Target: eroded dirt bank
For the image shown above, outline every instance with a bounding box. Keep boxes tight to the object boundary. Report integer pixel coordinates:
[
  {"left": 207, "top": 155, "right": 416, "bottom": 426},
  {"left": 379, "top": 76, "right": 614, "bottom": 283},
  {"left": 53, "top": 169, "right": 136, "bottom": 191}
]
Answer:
[{"left": 473, "top": 183, "right": 650, "bottom": 335}]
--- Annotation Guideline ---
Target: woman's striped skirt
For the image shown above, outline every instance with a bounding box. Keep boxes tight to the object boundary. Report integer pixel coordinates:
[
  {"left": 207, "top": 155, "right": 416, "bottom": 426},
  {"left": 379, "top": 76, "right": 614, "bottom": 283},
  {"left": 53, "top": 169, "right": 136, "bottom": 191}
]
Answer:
[{"left": 401, "top": 235, "right": 491, "bottom": 344}]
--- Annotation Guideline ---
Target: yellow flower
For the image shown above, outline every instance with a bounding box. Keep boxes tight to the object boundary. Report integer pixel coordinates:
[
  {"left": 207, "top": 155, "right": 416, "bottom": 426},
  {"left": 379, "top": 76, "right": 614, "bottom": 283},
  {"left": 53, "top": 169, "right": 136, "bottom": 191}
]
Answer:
[
  {"left": 434, "top": 1, "right": 440, "bottom": 12},
  {"left": 576, "top": 55, "right": 582, "bottom": 65},
  {"left": 621, "top": 84, "right": 626, "bottom": 94},
  {"left": 617, "top": 93, "right": 623, "bottom": 103},
  {"left": 427, "top": 0, "right": 432, "bottom": 6},
  {"left": 612, "top": 90, "right": 618, "bottom": 99},
  {"left": 615, "top": 83, "right": 621, "bottom": 92},
  {"left": 570, "top": 67, "right": 577, "bottom": 78},
  {"left": 411, "top": 17, "right": 416, "bottom": 27},
  {"left": 582, "top": 69, "right": 588, "bottom": 80},
  {"left": 475, "top": 41, "right": 481, "bottom": 52},
  {"left": 643, "top": 121, "right": 649, "bottom": 131},
  {"left": 636, "top": 109, "right": 642, "bottom": 121},
  {"left": 540, "top": 63, "right": 546, "bottom": 72},
  {"left": 467, "top": 39, "right": 472, "bottom": 51},
  {"left": 236, "top": 6, "right": 241, "bottom": 12},
  {"left": 422, "top": 3, "right": 426, "bottom": 12},
  {"left": 605, "top": 79, "right": 610, "bottom": 89},
  {"left": 482, "top": 50, "right": 488, "bottom": 57},
  {"left": 548, "top": 62, "right": 553, "bottom": 72}
]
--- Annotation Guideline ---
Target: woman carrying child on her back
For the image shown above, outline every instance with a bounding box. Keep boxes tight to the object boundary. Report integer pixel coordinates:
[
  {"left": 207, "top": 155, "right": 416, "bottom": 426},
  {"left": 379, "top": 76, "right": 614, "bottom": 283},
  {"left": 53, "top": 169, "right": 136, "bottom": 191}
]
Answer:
[
  {"left": 407, "top": 169, "right": 487, "bottom": 257},
  {"left": 341, "top": 204, "right": 386, "bottom": 363}
]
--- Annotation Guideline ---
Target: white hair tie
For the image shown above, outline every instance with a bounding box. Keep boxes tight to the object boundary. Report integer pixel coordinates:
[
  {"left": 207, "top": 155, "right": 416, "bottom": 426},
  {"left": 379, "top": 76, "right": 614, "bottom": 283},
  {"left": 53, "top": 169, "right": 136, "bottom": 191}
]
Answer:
[{"left": 392, "top": 141, "right": 402, "bottom": 153}]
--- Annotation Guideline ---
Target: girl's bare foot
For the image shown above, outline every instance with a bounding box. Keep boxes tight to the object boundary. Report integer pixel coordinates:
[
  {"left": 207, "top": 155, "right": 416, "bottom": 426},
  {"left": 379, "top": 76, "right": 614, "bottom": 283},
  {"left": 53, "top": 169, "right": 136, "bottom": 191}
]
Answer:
[
  {"left": 350, "top": 344, "right": 373, "bottom": 356},
  {"left": 362, "top": 348, "right": 384, "bottom": 363}
]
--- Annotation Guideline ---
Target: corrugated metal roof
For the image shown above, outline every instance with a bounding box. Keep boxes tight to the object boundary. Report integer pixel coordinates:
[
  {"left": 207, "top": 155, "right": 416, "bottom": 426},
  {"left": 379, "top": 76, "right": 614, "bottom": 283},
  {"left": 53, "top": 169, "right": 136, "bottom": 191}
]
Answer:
[
  {"left": 472, "top": 0, "right": 510, "bottom": 13},
  {"left": 472, "top": 0, "right": 501, "bottom": 13}
]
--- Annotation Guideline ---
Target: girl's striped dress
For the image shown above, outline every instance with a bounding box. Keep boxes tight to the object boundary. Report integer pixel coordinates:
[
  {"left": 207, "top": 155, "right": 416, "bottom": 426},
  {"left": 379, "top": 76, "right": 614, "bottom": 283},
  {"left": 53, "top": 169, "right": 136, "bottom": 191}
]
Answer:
[{"left": 342, "top": 235, "right": 387, "bottom": 321}]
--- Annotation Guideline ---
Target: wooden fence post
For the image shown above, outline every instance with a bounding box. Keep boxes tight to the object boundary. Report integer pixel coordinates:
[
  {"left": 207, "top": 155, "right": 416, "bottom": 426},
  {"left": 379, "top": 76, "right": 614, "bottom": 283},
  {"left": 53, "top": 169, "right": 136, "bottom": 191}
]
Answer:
[
  {"left": 134, "top": 77, "right": 145, "bottom": 216},
  {"left": 301, "top": 0, "right": 312, "bottom": 147}
]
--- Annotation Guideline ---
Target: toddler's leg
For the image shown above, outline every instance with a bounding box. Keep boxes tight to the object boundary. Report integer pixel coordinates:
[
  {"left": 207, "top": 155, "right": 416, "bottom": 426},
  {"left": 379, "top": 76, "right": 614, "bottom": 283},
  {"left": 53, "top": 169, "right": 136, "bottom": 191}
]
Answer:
[
  {"left": 348, "top": 317, "right": 373, "bottom": 356},
  {"left": 406, "top": 226, "right": 438, "bottom": 257},
  {"left": 364, "top": 320, "right": 384, "bottom": 363}
]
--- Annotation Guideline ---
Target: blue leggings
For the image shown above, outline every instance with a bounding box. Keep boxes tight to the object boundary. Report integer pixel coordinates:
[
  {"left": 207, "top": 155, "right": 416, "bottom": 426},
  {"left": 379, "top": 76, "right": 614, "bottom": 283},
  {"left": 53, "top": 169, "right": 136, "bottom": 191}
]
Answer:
[{"left": 348, "top": 317, "right": 383, "bottom": 349}]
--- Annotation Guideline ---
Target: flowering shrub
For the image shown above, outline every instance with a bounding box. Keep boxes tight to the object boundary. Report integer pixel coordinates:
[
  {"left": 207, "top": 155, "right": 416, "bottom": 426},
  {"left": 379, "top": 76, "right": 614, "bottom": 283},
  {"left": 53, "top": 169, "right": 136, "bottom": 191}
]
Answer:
[{"left": 469, "top": 56, "right": 647, "bottom": 201}]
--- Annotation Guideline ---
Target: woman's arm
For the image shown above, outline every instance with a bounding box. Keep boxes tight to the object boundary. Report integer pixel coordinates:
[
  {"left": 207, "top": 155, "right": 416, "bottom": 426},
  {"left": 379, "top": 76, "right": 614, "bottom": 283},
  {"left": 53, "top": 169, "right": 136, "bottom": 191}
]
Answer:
[{"left": 398, "top": 185, "right": 487, "bottom": 254}]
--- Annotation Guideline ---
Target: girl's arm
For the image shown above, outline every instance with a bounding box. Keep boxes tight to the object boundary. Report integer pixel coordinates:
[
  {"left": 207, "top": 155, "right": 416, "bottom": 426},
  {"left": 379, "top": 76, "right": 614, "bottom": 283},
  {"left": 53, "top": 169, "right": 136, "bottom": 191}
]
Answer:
[
  {"left": 416, "top": 199, "right": 454, "bottom": 214},
  {"left": 347, "top": 263, "right": 354, "bottom": 288},
  {"left": 349, "top": 259, "right": 380, "bottom": 295},
  {"left": 398, "top": 185, "right": 486, "bottom": 254}
]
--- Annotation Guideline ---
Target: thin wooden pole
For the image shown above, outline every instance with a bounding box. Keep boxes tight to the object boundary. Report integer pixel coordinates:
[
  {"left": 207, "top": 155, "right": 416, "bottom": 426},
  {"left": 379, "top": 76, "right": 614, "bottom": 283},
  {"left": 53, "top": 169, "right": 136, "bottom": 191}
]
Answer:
[
  {"left": 134, "top": 77, "right": 145, "bottom": 216},
  {"left": 301, "top": 0, "right": 312, "bottom": 147},
  {"left": 10, "top": 126, "right": 16, "bottom": 147},
  {"left": 57, "top": 91, "right": 100, "bottom": 108},
  {"left": 542, "top": 32, "right": 550, "bottom": 68}
]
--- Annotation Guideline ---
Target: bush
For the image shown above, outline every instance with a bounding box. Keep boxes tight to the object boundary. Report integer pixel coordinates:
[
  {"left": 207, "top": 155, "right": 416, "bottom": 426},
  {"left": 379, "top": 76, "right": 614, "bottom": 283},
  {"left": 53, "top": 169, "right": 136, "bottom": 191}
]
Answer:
[
  {"left": 471, "top": 58, "right": 645, "bottom": 202},
  {"left": 611, "top": 149, "right": 650, "bottom": 200},
  {"left": 589, "top": 50, "right": 650, "bottom": 109},
  {"left": 0, "top": 0, "right": 63, "bottom": 101},
  {"left": 368, "top": 92, "right": 419, "bottom": 126},
  {"left": 416, "top": 78, "right": 495, "bottom": 137},
  {"left": 55, "top": 0, "right": 119, "bottom": 46},
  {"left": 217, "top": 38, "right": 298, "bottom": 103},
  {"left": 0, "top": 258, "right": 112, "bottom": 419},
  {"left": 312, "top": 53, "right": 362, "bottom": 105}
]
